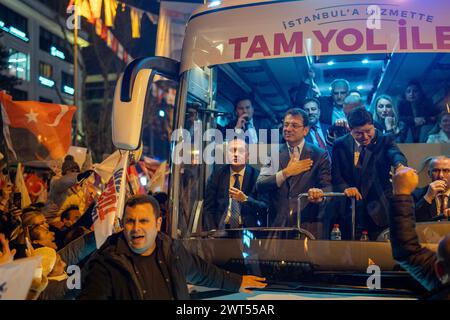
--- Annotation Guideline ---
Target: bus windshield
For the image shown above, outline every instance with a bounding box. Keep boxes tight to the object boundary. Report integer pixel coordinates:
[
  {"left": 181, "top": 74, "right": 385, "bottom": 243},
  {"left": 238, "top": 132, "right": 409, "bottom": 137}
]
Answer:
[{"left": 164, "top": 0, "right": 450, "bottom": 297}]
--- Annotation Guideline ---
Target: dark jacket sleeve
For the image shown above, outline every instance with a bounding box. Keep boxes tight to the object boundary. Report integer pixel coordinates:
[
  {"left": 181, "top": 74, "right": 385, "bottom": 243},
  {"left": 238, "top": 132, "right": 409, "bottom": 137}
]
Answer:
[
  {"left": 389, "top": 195, "right": 441, "bottom": 291},
  {"left": 331, "top": 142, "right": 350, "bottom": 192},
  {"left": 39, "top": 279, "right": 69, "bottom": 300},
  {"left": 202, "top": 172, "right": 219, "bottom": 230},
  {"left": 385, "top": 137, "right": 408, "bottom": 167},
  {"left": 317, "top": 151, "right": 332, "bottom": 191},
  {"left": 175, "top": 240, "right": 242, "bottom": 292},
  {"left": 255, "top": 156, "right": 280, "bottom": 193},
  {"left": 243, "top": 189, "right": 269, "bottom": 216},
  {"left": 58, "top": 231, "right": 96, "bottom": 267},
  {"left": 290, "top": 81, "right": 311, "bottom": 106},
  {"left": 77, "top": 256, "right": 114, "bottom": 300},
  {"left": 412, "top": 188, "right": 434, "bottom": 222}
]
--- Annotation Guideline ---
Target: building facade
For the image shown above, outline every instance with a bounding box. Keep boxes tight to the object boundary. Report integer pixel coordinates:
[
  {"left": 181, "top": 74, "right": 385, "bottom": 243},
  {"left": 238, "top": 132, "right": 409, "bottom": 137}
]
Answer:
[{"left": 0, "top": 0, "right": 88, "bottom": 104}]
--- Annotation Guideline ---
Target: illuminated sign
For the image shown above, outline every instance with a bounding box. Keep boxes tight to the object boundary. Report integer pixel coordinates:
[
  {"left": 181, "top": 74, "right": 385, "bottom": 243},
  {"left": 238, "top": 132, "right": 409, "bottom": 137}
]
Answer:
[
  {"left": 39, "top": 76, "right": 54, "bottom": 87},
  {"left": 51, "top": 46, "right": 65, "bottom": 60},
  {"left": 63, "top": 85, "right": 74, "bottom": 95},
  {"left": 0, "top": 20, "right": 29, "bottom": 42}
]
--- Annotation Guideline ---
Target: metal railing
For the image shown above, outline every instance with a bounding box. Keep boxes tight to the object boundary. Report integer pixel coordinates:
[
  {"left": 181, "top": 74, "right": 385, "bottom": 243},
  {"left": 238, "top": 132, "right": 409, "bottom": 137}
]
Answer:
[{"left": 297, "top": 192, "right": 356, "bottom": 240}]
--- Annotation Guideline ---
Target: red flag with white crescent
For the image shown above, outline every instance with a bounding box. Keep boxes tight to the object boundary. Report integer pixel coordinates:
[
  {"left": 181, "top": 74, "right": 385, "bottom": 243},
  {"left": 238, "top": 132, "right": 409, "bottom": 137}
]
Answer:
[{"left": 0, "top": 91, "right": 76, "bottom": 161}]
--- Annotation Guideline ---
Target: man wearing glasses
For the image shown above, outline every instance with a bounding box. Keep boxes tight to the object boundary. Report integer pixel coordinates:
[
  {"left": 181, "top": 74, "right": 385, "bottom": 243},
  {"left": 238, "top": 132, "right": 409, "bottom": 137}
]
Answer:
[
  {"left": 256, "top": 108, "right": 331, "bottom": 238},
  {"left": 332, "top": 108, "right": 407, "bottom": 240},
  {"left": 290, "top": 71, "right": 350, "bottom": 126},
  {"left": 413, "top": 156, "right": 450, "bottom": 221}
]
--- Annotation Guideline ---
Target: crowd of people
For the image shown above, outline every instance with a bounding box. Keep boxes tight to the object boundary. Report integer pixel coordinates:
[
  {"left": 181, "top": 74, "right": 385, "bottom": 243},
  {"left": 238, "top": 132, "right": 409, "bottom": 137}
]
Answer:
[{"left": 0, "top": 154, "right": 266, "bottom": 299}]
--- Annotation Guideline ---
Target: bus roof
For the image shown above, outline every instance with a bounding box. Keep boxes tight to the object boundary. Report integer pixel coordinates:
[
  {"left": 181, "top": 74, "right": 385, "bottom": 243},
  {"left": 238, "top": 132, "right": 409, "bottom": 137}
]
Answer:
[{"left": 180, "top": 0, "right": 450, "bottom": 74}]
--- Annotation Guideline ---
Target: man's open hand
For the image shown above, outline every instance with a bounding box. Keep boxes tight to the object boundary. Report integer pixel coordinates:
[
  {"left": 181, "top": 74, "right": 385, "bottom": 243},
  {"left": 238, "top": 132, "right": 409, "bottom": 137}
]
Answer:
[{"left": 239, "top": 275, "right": 267, "bottom": 294}]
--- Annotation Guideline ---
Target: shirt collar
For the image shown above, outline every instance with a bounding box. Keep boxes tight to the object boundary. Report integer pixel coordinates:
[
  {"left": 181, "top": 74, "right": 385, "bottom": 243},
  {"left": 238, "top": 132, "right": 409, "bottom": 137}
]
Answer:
[
  {"left": 230, "top": 166, "right": 246, "bottom": 176},
  {"left": 286, "top": 139, "right": 305, "bottom": 152}
]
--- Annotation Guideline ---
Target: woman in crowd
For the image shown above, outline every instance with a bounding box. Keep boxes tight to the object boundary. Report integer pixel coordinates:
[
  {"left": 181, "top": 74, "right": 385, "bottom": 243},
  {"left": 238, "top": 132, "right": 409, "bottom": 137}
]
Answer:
[
  {"left": 373, "top": 95, "right": 405, "bottom": 142},
  {"left": 427, "top": 112, "right": 450, "bottom": 143},
  {"left": 397, "top": 80, "right": 440, "bottom": 142}
]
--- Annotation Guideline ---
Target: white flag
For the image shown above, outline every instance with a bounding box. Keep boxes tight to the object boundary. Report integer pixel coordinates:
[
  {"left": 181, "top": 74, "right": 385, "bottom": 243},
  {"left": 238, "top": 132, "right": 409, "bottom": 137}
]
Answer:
[
  {"left": 15, "top": 163, "right": 31, "bottom": 208},
  {"left": 0, "top": 256, "right": 41, "bottom": 300},
  {"left": 92, "top": 151, "right": 129, "bottom": 249},
  {"left": 93, "top": 150, "right": 121, "bottom": 183}
]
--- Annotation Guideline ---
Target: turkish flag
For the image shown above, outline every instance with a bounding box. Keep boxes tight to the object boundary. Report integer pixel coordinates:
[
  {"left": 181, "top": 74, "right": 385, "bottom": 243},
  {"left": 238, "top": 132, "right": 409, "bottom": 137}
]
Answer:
[{"left": 0, "top": 91, "right": 77, "bottom": 161}]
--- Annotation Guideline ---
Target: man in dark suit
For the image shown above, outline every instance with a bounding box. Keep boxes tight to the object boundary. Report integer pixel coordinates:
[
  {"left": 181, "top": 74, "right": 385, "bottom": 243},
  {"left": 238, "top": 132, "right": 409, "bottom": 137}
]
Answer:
[
  {"left": 302, "top": 97, "right": 331, "bottom": 154},
  {"left": 202, "top": 138, "right": 269, "bottom": 230},
  {"left": 256, "top": 108, "right": 332, "bottom": 238},
  {"left": 223, "top": 96, "right": 258, "bottom": 144},
  {"left": 222, "top": 95, "right": 274, "bottom": 144},
  {"left": 290, "top": 71, "right": 350, "bottom": 126},
  {"left": 332, "top": 108, "right": 408, "bottom": 240},
  {"left": 413, "top": 156, "right": 450, "bottom": 222}
]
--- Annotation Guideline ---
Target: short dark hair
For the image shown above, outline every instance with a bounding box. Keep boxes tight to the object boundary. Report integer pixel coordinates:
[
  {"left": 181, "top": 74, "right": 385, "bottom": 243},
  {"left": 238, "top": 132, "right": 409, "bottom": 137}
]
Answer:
[
  {"left": 347, "top": 108, "right": 373, "bottom": 129},
  {"left": 283, "top": 108, "right": 309, "bottom": 127},
  {"left": 124, "top": 194, "right": 161, "bottom": 219},
  {"left": 303, "top": 97, "right": 320, "bottom": 109},
  {"left": 60, "top": 205, "right": 79, "bottom": 221},
  {"left": 234, "top": 94, "right": 254, "bottom": 110}
]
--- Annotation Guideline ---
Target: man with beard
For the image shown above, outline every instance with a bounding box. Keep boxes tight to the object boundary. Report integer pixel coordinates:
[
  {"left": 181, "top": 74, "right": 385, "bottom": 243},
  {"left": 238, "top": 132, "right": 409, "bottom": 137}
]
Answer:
[{"left": 79, "top": 194, "right": 266, "bottom": 300}]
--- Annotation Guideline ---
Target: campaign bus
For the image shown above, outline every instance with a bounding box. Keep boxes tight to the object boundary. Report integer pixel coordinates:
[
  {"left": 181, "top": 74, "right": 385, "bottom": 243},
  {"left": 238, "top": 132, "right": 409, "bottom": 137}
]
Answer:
[{"left": 111, "top": 0, "right": 450, "bottom": 299}]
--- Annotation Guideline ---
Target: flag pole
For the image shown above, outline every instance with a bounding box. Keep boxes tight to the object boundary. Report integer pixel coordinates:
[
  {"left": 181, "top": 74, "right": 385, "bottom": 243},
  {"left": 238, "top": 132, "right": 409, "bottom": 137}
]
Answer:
[
  {"left": 74, "top": 0, "right": 79, "bottom": 109},
  {"left": 73, "top": 0, "right": 79, "bottom": 146}
]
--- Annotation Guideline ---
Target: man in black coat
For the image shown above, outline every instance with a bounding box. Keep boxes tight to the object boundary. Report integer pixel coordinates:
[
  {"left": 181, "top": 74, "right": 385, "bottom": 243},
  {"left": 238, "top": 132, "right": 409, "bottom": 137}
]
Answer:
[
  {"left": 78, "top": 195, "right": 266, "bottom": 300},
  {"left": 332, "top": 108, "right": 407, "bottom": 240},
  {"left": 290, "top": 72, "right": 350, "bottom": 126},
  {"left": 202, "top": 138, "right": 269, "bottom": 230},
  {"left": 390, "top": 167, "right": 450, "bottom": 300},
  {"left": 413, "top": 156, "right": 450, "bottom": 222},
  {"left": 222, "top": 95, "right": 274, "bottom": 144},
  {"left": 256, "top": 108, "right": 331, "bottom": 238}
]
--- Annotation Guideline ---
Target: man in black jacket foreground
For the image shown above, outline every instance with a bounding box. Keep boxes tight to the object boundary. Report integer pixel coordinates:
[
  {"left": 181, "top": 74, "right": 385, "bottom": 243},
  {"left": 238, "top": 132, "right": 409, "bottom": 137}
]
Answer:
[
  {"left": 390, "top": 167, "right": 450, "bottom": 299},
  {"left": 78, "top": 195, "right": 266, "bottom": 299}
]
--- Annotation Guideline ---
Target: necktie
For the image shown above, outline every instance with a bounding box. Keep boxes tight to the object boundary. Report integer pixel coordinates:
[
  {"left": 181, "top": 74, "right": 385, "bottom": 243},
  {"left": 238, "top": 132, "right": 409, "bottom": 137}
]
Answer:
[
  {"left": 438, "top": 194, "right": 448, "bottom": 216},
  {"left": 246, "top": 122, "right": 258, "bottom": 144},
  {"left": 289, "top": 146, "right": 300, "bottom": 160},
  {"left": 356, "top": 146, "right": 366, "bottom": 168},
  {"left": 229, "top": 174, "right": 241, "bottom": 228},
  {"left": 311, "top": 126, "right": 326, "bottom": 150}
]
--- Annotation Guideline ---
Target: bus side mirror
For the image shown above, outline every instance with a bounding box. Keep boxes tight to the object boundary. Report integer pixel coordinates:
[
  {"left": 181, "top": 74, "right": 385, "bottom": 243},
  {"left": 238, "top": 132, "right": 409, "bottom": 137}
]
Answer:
[
  {"left": 112, "top": 57, "right": 180, "bottom": 150},
  {"left": 112, "top": 70, "right": 152, "bottom": 150}
]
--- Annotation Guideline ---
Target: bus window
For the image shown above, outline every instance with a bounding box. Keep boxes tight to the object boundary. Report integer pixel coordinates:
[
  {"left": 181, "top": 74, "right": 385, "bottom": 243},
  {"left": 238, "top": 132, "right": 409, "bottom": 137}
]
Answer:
[{"left": 174, "top": 53, "right": 450, "bottom": 239}]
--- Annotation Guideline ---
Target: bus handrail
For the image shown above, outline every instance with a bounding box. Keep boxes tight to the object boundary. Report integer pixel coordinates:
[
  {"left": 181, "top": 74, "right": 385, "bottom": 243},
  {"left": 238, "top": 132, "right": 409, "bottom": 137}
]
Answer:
[{"left": 297, "top": 192, "right": 356, "bottom": 240}]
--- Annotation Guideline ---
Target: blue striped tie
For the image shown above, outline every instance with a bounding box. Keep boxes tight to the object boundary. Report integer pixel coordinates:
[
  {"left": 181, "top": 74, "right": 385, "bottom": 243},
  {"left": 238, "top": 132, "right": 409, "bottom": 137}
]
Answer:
[{"left": 229, "top": 173, "right": 241, "bottom": 228}]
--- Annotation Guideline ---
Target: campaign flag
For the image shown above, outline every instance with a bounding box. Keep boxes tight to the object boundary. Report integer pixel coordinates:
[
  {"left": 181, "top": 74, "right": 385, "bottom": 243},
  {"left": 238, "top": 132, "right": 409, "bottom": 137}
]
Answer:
[
  {"left": 92, "top": 151, "right": 129, "bottom": 249},
  {"left": 148, "top": 161, "right": 168, "bottom": 193},
  {"left": 0, "top": 256, "right": 41, "bottom": 300},
  {"left": 14, "top": 163, "right": 31, "bottom": 209},
  {"left": 127, "top": 165, "right": 144, "bottom": 195},
  {"left": 93, "top": 150, "right": 121, "bottom": 183},
  {"left": 0, "top": 92, "right": 76, "bottom": 162}
]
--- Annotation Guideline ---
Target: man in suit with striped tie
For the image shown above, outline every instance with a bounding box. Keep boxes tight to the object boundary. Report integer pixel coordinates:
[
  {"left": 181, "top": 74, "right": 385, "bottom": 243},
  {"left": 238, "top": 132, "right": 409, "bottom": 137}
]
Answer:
[
  {"left": 202, "top": 138, "right": 269, "bottom": 230},
  {"left": 256, "top": 108, "right": 332, "bottom": 238},
  {"left": 302, "top": 97, "right": 331, "bottom": 155},
  {"left": 413, "top": 156, "right": 450, "bottom": 222}
]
